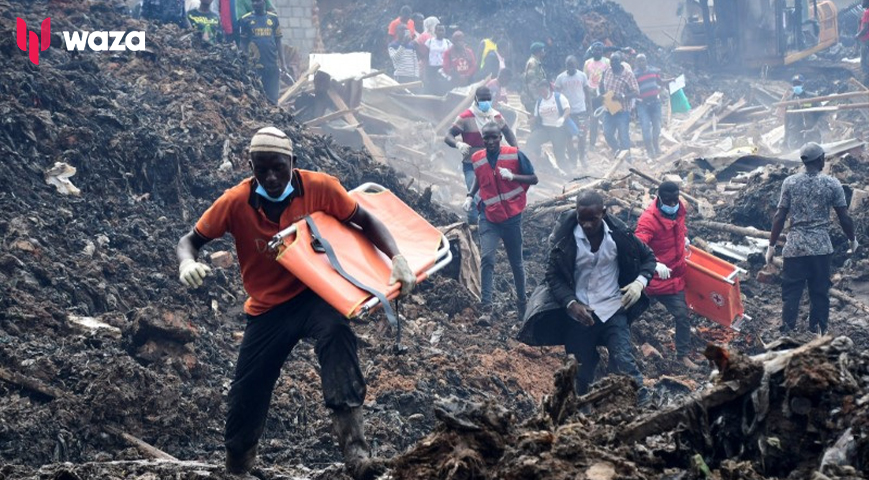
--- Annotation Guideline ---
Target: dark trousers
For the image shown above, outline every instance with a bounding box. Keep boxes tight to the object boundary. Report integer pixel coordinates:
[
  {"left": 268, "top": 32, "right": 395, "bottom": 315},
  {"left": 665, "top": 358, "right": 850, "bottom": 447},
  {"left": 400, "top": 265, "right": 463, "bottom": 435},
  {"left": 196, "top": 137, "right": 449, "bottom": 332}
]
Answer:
[
  {"left": 566, "top": 113, "right": 588, "bottom": 163},
  {"left": 650, "top": 291, "right": 691, "bottom": 357},
  {"left": 636, "top": 100, "right": 662, "bottom": 156},
  {"left": 479, "top": 213, "right": 526, "bottom": 309},
  {"left": 564, "top": 310, "right": 643, "bottom": 395},
  {"left": 224, "top": 290, "right": 365, "bottom": 457},
  {"left": 258, "top": 67, "right": 280, "bottom": 105},
  {"left": 782, "top": 255, "right": 832, "bottom": 333},
  {"left": 526, "top": 125, "right": 571, "bottom": 173}
]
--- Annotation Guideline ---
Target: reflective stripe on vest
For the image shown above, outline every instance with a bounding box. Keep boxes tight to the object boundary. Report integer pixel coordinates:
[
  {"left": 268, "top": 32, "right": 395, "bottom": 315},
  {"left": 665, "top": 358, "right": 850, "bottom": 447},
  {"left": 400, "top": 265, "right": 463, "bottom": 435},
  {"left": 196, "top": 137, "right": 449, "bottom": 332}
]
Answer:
[
  {"left": 472, "top": 152, "right": 517, "bottom": 171},
  {"left": 481, "top": 186, "right": 525, "bottom": 206}
]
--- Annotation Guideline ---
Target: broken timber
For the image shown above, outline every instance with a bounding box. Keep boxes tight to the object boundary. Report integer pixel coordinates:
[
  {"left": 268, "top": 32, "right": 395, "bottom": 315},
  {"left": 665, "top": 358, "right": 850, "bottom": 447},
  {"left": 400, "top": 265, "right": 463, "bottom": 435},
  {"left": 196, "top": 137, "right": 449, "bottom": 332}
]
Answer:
[
  {"left": 326, "top": 89, "right": 387, "bottom": 164},
  {"left": 785, "top": 103, "right": 869, "bottom": 114},
  {"left": 302, "top": 108, "right": 358, "bottom": 127},
  {"left": 0, "top": 367, "right": 66, "bottom": 399},
  {"left": 773, "top": 90, "right": 869, "bottom": 108},
  {"left": 277, "top": 62, "right": 320, "bottom": 105},
  {"left": 694, "top": 220, "right": 772, "bottom": 240},
  {"left": 104, "top": 426, "right": 180, "bottom": 462}
]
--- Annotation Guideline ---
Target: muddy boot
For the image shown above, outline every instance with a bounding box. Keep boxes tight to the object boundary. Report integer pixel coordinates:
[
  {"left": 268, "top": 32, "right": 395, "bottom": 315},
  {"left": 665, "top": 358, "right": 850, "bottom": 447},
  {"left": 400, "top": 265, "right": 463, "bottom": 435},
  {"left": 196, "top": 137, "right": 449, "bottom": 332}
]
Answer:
[
  {"left": 331, "top": 407, "right": 387, "bottom": 480},
  {"left": 225, "top": 446, "right": 257, "bottom": 478}
]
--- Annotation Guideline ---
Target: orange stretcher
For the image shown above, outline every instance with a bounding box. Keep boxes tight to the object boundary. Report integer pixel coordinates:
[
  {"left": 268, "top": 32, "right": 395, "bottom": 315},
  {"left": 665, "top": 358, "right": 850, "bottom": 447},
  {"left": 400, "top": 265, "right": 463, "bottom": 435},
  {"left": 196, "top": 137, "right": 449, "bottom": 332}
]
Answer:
[
  {"left": 268, "top": 183, "right": 452, "bottom": 328},
  {"left": 684, "top": 246, "right": 750, "bottom": 331}
]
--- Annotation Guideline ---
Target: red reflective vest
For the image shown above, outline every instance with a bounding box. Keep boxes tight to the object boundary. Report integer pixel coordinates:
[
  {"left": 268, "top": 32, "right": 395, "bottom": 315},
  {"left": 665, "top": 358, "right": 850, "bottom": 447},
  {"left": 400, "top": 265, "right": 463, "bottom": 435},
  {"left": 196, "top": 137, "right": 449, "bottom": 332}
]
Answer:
[{"left": 471, "top": 146, "right": 529, "bottom": 223}]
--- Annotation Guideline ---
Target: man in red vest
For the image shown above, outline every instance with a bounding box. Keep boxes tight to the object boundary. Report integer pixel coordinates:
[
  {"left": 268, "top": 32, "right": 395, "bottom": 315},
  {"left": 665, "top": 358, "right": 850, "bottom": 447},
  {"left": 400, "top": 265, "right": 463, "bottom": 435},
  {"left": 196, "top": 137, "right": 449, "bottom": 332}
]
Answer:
[
  {"left": 634, "top": 181, "right": 700, "bottom": 370},
  {"left": 465, "top": 123, "right": 538, "bottom": 318}
]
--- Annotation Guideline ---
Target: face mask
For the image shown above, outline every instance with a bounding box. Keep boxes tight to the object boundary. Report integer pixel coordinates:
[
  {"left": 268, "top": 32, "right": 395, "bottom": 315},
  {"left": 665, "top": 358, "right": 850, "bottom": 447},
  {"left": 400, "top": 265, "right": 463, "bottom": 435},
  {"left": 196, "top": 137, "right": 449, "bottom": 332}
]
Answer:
[
  {"left": 660, "top": 202, "right": 679, "bottom": 215},
  {"left": 255, "top": 181, "right": 294, "bottom": 202},
  {"left": 793, "top": 85, "right": 803, "bottom": 95},
  {"left": 477, "top": 100, "right": 492, "bottom": 112}
]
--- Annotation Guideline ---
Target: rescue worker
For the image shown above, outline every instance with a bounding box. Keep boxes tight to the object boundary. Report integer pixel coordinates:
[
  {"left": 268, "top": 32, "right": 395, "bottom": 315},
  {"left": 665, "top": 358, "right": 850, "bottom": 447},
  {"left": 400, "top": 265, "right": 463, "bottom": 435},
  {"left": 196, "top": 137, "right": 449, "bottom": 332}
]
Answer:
[
  {"left": 766, "top": 142, "right": 857, "bottom": 335},
  {"left": 782, "top": 74, "right": 819, "bottom": 150},
  {"left": 464, "top": 122, "right": 537, "bottom": 318},
  {"left": 445, "top": 86, "right": 518, "bottom": 225},
  {"left": 518, "top": 190, "right": 655, "bottom": 405},
  {"left": 176, "top": 127, "right": 416, "bottom": 479},
  {"left": 521, "top": 42, "right": 547, "bottom": 113},
  {"left": 476, "top": 34, "right": 505, "bottom": 82},
  {"left": 634, "top": 182, "right": 700, "bottom": 370},
  {"left": 239, "top": 0, "right": 286, "bottom": 104}
]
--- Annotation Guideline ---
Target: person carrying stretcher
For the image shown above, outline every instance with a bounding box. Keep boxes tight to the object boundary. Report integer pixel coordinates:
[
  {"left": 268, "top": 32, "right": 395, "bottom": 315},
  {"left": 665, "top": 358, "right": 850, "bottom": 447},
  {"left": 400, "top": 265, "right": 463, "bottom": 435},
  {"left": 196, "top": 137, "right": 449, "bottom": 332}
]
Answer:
[{"left": 175, "top": 126, "right": 416, "bottom": 480}]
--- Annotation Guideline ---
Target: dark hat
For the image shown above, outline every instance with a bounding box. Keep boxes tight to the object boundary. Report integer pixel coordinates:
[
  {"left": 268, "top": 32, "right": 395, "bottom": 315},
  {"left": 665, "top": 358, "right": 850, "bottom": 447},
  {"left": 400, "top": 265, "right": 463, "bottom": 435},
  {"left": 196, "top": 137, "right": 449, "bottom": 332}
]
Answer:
[
  {"left": 799, "top": 142, "right": 824, "bottom": 163},
  {"left": 658, "top": 181, "right": 680, "bottom": 196},
  {"left": 791, "top": 74, "right": 804, "bottom": 84},
  {"left": 530, "top": 42, "right": 545, "bottom": 53}
]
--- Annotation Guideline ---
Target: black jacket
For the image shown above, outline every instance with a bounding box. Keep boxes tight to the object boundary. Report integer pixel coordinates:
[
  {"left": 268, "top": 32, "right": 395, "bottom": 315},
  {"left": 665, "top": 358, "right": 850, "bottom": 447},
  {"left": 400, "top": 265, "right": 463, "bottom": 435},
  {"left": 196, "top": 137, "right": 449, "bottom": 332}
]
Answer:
[{"left": 517, "top": 211, "right": 657, "bottom": 346}]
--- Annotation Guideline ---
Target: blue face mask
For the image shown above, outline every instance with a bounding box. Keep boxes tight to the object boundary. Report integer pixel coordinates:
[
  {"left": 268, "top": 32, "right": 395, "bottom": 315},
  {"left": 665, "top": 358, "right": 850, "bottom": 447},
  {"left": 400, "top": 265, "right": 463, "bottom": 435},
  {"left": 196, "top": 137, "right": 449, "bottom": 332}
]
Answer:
[
  {"left": 793, "top": 85, "right": 803, "bottom": 95},
  {"left": 255, "top": 181, "right": 294, "bottom": 202},
  {"left": 660, "top": 202, "right": 679, "bottom": 215},
  {"left": 477, "top": 100, "right": 492, "bottom": 112}
]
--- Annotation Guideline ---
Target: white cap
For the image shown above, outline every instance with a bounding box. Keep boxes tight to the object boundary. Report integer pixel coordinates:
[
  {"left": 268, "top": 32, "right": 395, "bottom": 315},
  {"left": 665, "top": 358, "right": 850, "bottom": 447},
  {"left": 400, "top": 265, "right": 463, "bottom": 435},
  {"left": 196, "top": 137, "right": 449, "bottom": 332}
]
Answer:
[{"left": 250, "top": 127, "right": 293, "bottom": 156}]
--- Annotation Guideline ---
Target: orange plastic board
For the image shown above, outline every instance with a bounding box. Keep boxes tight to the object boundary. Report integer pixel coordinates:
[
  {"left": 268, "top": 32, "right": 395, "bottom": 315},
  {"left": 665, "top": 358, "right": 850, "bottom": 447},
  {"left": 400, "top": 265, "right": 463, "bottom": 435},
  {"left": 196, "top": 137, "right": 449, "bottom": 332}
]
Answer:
[
  {"left": 684, "top": 246, "right": 746, "bottom": 330},
  {"left": 275, "top": 188, "right": 443, "bottom": 319}
]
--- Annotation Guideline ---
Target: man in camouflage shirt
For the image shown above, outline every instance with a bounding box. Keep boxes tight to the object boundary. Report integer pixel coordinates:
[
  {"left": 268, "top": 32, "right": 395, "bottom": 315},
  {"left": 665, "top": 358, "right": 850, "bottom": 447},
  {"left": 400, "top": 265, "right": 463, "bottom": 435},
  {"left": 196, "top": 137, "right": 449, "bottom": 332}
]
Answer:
[{"left": 766, "top": 143, "right": 857, "bottom": 334}]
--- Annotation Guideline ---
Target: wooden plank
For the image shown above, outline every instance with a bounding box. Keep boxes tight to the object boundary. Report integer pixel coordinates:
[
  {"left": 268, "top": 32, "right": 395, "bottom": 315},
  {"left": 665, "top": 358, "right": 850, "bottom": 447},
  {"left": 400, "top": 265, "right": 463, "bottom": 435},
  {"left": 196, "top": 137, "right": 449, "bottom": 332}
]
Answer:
[
  {"left": 785, "top": 103, "right": 869, "bottom": 114},
  {"left": 104, "top": 426, "right": 179, "bottom": 462},
  {"left": 278, "top": 62, "right": 320, "bottom": 105},
  {"left": 0, "top": 367, "right": 66, "bottom": 399},
  {"left": 677, "top": 91, "right": 724, "bottom": 135},
  {"left": 327, "top": 89, "right": 388, "bottom": 164},
  {"left": 395, "top": 144, "right": 428, "bottom": 158},
  {"left": 369, "top": 81, "right": 424, "bottom": 92},
  {"left": 773, "top": 90, "right": 869, "bottom": 107},
  {"left": 690, "top": 98, "right": 747, "bottom": 141},
  {"left": 302, "top": 108, "right": 357, "bottom": 127}
]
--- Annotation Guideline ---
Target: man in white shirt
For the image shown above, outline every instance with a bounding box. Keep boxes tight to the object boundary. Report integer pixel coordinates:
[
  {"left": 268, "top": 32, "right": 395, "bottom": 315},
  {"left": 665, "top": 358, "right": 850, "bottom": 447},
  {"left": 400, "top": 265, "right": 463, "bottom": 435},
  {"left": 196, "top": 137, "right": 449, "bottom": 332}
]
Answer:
[
  {"left": 555, "top": 55, "right": 591, "bottom": 166},
  {"left": 518, "top": 190, "right": 657, "bottom": 405}
]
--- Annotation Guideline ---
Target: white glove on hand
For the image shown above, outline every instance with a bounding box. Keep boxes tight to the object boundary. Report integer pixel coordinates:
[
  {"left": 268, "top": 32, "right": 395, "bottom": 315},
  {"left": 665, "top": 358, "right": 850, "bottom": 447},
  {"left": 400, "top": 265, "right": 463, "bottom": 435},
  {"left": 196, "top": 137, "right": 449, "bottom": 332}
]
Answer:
[
  {"left": 655, "top": 262, "right": 671, "bottom": 280},
  {"left": 498, "top": 167, "right": 515, "bottom": 181},
  {"left": 462, "top": 196, "right": 473, "bottom": 212},
  {"left": 555, "top": 117, "right": 565, "bottom": 127},
  {"left": 850, "top": 238, "right": 859, "bottom": 253},
  {"left": 179, "top": 258, "right": 212, "bottom": 288},
  {"left": 620, "top": 279, "right": 645, "bottom": 308},
  {"left": 388, "top": 254, "right": 416, "bottom": 298},
  {"left": 684, "top": 237, "right": 690, "bottom": 251},
  {"left": 765, "top": 245, "right": 775, "bottom": 264},
  {"left": 455, "top": 141, "right": 471, "bottom": 156}
]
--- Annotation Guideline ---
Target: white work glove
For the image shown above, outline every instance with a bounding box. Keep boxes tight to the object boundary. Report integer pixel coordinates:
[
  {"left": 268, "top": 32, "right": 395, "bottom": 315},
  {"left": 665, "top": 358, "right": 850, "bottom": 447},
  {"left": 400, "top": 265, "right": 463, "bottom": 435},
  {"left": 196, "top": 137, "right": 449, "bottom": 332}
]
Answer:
[
  {"left": 684, "top": 237, "right": 690, "bottom": 251},
  {"left": 850, "top": 238, "right": 859, "bottom": 254},
  {"left": 388, "top": 254, "right": 416, "bottom": 298},
  {"left": 462, "top": 196, "right": 473, "bottom": 212},
  {"left": 498, "top": 167, "right": 515, "bottom": 181},
  {"left": 455, "top": 141, "right": 471, "bottom": 156},
  {"left": 620, "top": 279, "right": 645, "bottom": 308},
  {"left": 555, "top": 117, "right": 565, "bottom": 127},
  {"left": 179, "top": 258, "right": 212, "bottom": 288},
  {"left": 765, "top": 245, "right": 775, "bottom": 264},
  {"left": 655, "top": 262, "right": 671, "bottom": 280}
]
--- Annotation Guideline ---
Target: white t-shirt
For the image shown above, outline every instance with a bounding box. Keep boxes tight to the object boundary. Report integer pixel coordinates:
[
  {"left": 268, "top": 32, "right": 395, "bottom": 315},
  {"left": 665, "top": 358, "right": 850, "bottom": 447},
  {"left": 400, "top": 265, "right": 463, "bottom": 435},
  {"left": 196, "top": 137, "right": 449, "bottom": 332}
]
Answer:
[
  {"left": 425, "top": 38, "right": 452, "bottom": 67},
  {"left": 536, "top": 93, "right": 569, "bottom": 127},
  {"left": 554, "top": 71, "right": 588, "bottom": 114}
]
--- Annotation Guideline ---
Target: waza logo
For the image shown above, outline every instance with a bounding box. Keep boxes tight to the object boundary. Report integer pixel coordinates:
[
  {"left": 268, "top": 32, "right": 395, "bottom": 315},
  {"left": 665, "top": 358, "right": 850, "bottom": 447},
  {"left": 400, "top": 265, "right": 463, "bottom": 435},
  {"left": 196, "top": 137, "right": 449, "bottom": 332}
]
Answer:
[{"left": 16, "top": 17, "right": 51, "bottom": 65}]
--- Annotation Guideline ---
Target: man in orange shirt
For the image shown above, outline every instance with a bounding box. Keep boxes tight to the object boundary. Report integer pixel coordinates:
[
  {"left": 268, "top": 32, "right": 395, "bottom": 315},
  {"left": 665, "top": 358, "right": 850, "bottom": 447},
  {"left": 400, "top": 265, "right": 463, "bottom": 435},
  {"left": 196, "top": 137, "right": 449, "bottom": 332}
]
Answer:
[
  {"left": 176, "top": 127, "right": 415, "bottom": 479},
  {"left": 387, "top": 5, "right": 415, "bottom": 42}
]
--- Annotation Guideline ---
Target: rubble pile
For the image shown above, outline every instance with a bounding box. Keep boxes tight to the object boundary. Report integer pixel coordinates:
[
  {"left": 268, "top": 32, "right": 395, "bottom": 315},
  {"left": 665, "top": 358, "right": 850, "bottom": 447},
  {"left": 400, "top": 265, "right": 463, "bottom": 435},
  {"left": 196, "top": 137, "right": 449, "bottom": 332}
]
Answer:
[
  {"left": 1, "top": 1, "right": 868, "bottom": 480},
  {"left": 391, "top": 336, "right": 869, "bottom": 479},
  {"left": 320, "top": 0, "right": 661, "bottom": 75}
]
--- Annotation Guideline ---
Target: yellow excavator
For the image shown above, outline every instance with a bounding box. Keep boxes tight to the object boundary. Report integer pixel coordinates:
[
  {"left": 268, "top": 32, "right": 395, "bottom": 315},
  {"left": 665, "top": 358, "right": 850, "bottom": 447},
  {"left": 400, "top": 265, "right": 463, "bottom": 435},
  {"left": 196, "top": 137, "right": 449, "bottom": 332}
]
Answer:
[{"left": 676, "top": 0, "right": 839, "bottom": 68}]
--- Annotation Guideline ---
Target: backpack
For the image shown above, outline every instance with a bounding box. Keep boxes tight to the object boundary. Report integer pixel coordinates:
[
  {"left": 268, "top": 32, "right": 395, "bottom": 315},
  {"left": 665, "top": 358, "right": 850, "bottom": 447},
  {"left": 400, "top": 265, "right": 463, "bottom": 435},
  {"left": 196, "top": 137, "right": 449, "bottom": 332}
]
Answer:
[{"left": 536, "top": 92, "right": 580, "bottom": 136}]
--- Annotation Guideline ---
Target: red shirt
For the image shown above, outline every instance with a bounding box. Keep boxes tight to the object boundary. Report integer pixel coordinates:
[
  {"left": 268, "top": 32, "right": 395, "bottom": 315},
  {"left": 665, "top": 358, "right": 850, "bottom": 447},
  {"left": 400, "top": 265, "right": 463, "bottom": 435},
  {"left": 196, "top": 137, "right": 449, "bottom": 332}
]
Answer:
[
  {"left": 195, "top": 170, "right": 358, "bottom": 315},
  {"left": 861, "top": 9, "right": 869, "bottom": 41}
]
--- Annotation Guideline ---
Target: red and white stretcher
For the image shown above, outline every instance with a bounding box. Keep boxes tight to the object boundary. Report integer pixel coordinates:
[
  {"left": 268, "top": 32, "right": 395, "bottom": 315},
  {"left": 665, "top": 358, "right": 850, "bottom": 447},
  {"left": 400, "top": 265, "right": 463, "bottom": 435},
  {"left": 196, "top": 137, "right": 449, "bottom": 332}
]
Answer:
[
  {"left": 267, "top": 183, "right": 452, "bottom": 333},
  {"left": 684, "top": 245, "right": 750, "bottom": 331}
]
